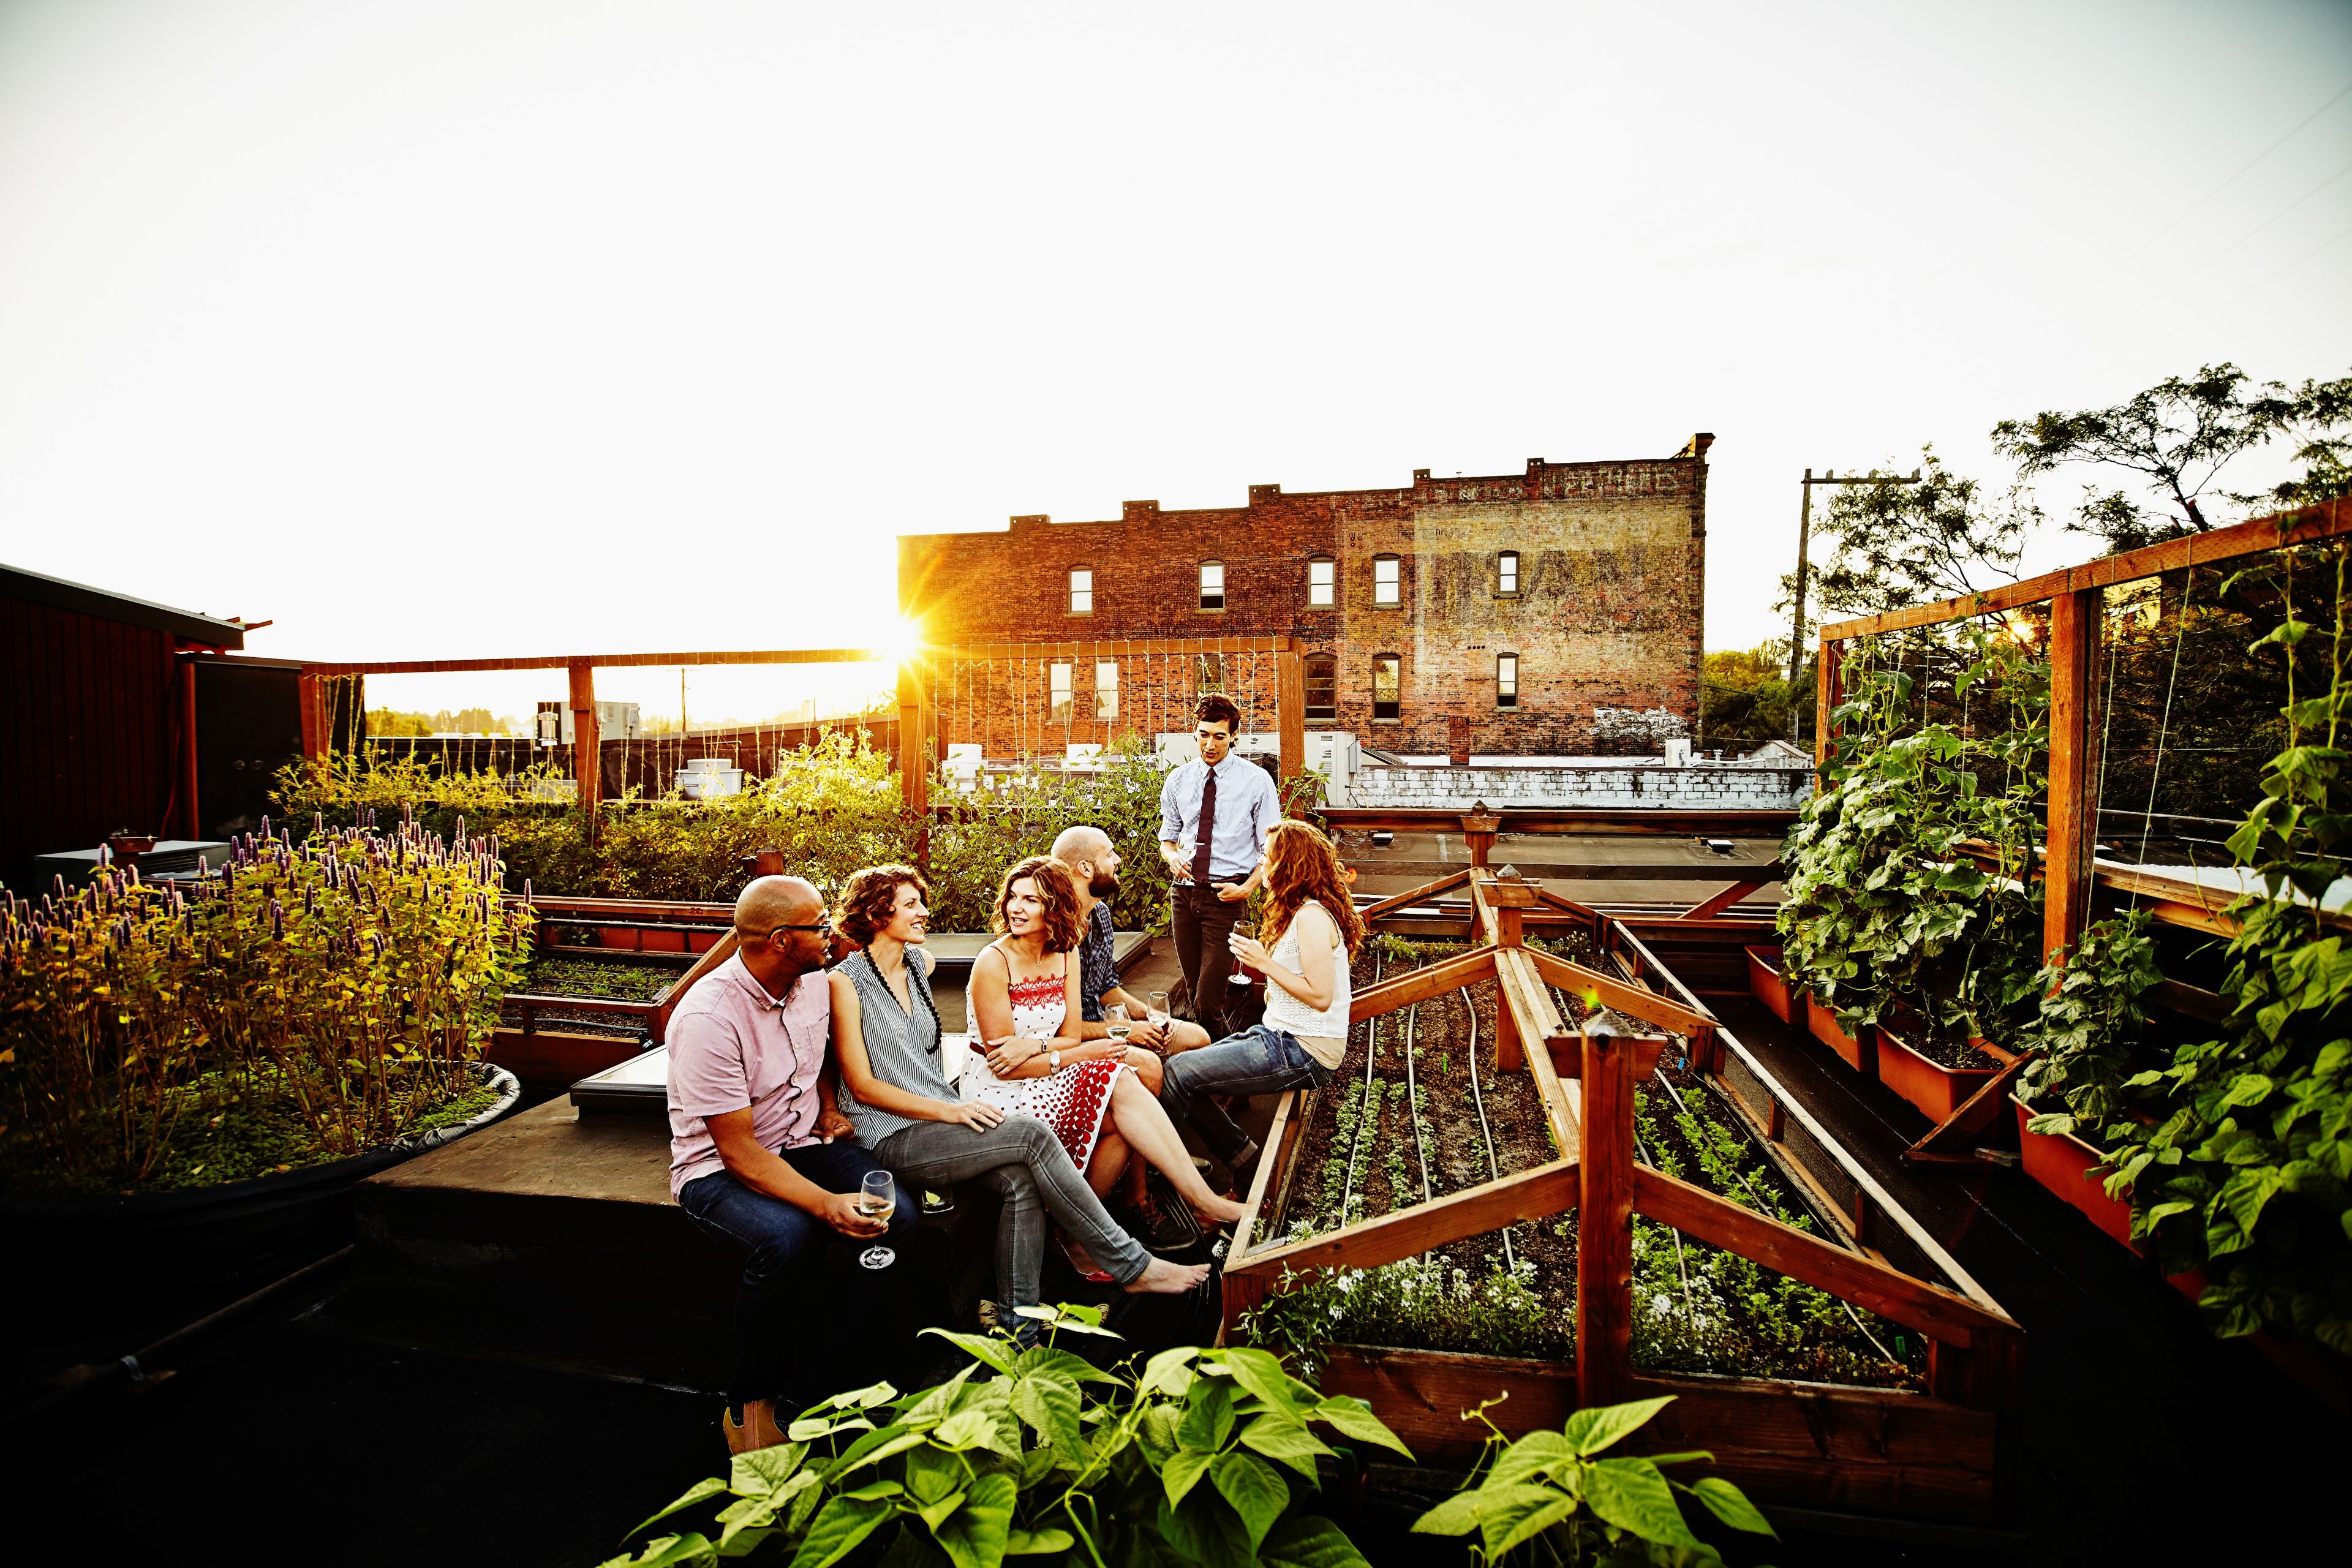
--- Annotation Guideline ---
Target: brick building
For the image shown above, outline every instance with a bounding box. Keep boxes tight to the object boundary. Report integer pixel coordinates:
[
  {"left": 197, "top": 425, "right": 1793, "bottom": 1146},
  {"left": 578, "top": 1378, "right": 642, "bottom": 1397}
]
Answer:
[{"left": 898, "top": 437, "right": 1710, "bottom": 758}]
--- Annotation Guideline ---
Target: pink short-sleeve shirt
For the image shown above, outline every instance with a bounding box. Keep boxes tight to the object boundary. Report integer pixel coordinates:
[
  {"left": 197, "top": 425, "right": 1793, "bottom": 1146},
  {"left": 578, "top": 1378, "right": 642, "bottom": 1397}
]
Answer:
[{"left": 666, "top": 954, "right": 831, "bottom": 1198}]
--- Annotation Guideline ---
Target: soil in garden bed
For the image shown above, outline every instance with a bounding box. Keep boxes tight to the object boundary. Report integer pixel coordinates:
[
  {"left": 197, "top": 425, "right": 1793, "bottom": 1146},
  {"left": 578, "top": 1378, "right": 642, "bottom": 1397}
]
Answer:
[
  {"left": 1901, "top": 1031, "right": 2000, "bottom": 1071},
  {"left": 1246, "top": 940, "right": 1924, "bottom": 1392}
]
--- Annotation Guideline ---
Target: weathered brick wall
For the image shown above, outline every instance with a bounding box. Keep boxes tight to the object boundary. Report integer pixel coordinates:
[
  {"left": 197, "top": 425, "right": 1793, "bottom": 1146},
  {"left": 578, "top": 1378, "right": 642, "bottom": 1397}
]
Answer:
[
  {"left": 900, "top": 439, "right": 1708, "bottom": 757},
  {"left": 1349, "top": 764, "right": 1812, "bottom": 810}
]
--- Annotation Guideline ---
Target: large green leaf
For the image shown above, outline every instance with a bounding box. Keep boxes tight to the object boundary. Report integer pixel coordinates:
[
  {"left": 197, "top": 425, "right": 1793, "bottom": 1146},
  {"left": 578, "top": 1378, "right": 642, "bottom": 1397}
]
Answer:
[
  {"left": 1484, "top": 1430, "right": 1578, "bottom": 1490},
  {"left": 920, "top": 1329, "right": 1015, "bottom": 1376},
  {"left": 1177, "top": 1376, "right": 1236, "bottom": 1453},
  {"left": 1163, "top": 1447, "right": 1215, "bottom": 1509},
  {"left": 1311, "top": 1395, "right": 1412, "bottom": 1458},
  {"left": 1687, "top": 1476, "right": 1776, "bottom": 1537},
  {"left": 1211, "top": 1451, "right": 1291, "bottom": 1552},
  {"left": 1561, "top": 1396, "right": 1676, "bottom": 1457},
  {"left": 627, "top": 1478, "right": 728, "bottom": 1542},
  {"left": 1585, "top": 1458, "right": 1701, "bottom": 1549},
  {"left": 1484, "top": 1494, "right": 1577, "bottom": 1559},
  {"left": 731, "top": 1444, "right": 809, "bottom": 1498},
  {"left": 1140, "top": 1346, "right": 1200, "bottom": 1398},
  {"left": 1003, "top": 1526, "right": 1075, "bottom": 1557},
  {"left": 1213, "top": 1348, "right": 1303, "bottom": 1415},
  {"left": 1238, "top": 1413, "right": 1336, "bottom": 1482},
  {"left": 603, "top": 1532, "right": 719, "bottom": 1567},
  {"left": 1015, "top": 1344, "right": 1121, "bottom": 1386},
  {"left": 788, "top": 1496, "right": 895, "bottom": 1568},
  {"left": 1257, "top": 1515, "right": 1373, "bottom": 1568},
  {"left": 932, "top": 1472, "right": 1014, "bottom": 1568},
  {"left": 904, "top": 1444, "right": 968, "bottom": 1508},
  {"left": 1012, "top": 1371, "right": 1085, "bottom": 1453},
  {"left": 1157, "top": 1488, "right": 1256, "bottom": 1568}
]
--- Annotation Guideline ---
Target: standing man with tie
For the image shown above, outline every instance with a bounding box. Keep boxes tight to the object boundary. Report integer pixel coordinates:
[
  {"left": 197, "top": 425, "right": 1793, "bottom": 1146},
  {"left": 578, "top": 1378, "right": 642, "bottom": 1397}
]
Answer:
[{"left": 1158, "top": 693, "right": 1283, "bottom": 1041}]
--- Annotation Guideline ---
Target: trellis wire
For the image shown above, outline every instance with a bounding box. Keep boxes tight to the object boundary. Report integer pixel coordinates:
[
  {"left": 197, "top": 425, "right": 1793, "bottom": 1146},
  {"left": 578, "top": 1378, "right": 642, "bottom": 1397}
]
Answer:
[
  {"left": 1459, "top": 981, "right": 1514, "bottom": 1273},
  {"left": 1339, "top": 946, "right": 1384, "bottom": 1223},
  {"left": 2136, "top": 567, "right": 2199, "bottom": 868}
]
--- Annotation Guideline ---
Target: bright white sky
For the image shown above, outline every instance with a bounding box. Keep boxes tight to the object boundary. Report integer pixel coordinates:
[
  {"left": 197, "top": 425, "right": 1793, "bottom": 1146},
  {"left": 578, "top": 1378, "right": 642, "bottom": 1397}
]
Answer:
[{"left": 2, "top": 1, "right": 2348, "bottom": 723}]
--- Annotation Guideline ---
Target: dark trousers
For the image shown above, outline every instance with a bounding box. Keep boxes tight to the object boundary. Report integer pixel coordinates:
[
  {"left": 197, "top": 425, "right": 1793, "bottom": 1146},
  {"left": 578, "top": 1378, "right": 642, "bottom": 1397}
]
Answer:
[
  {"left": 1171, "top": 882, "right": 1249, "bottom": 1038},
  {"left": 677, "top": 1142, "right": 920, "bottom": 1412},
  {"left": 1159, "top": 1023, "right": 1333, "bottom": 1165}
]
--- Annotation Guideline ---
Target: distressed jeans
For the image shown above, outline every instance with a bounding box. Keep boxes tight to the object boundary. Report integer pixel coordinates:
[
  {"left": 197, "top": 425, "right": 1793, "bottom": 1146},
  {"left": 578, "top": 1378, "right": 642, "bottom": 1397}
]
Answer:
[
  {"left": 873, "top": 1115, "right": 1151, "bottom": 1315},
  {"left": 1158, "top": 1023, "right": 1332, "bottom": 1166},
  {"left": 677, "top": 1141, "right": 921, "bottom": 1412}
]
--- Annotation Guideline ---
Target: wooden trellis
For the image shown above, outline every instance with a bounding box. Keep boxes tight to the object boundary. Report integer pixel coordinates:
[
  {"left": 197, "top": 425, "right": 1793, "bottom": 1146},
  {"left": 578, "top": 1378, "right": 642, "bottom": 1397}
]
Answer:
[{"left": 1218, "top": 853, "right": 2022, "bottom": 1518}]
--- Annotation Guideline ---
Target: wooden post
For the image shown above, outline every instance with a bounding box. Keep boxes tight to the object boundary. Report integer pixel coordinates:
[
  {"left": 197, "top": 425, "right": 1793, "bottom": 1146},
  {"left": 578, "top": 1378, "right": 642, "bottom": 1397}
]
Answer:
[
  {"left": 1814, "top": 635, "right": 1844, "bottom": 765},
  {"left": 1276, "top": 648, "right": 1305, "bottom": 783},
  {"left": 297, "top": 670, "right": 328, "bottom": 763},
  {"left": 1577, "top": 1019, "right": 1637, "bottom": 1407},
  {"left": 568, "top": 660, "right": 601, "bottom": 819},
  {"left": 2044, "top": 588, "right": 2100, "bottom": 962},
  {"left": 1460, "top": 809, "right": 1499, "bottom": 869},
  {"left": 1485, "top": 874, "right": 1539, "bottom": 951},
  {"left": 179, "top": 658, "right": 201, "bottom": 840},
  {"left": 897, "top": 663, "right": 931, "bottom": 867}
]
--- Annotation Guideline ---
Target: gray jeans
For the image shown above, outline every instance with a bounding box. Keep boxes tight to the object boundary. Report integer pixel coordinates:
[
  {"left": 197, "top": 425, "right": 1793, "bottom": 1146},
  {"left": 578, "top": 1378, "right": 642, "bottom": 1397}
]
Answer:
[{"left": 873, "top": 1115, "right": 1151, "bottom": 1306}]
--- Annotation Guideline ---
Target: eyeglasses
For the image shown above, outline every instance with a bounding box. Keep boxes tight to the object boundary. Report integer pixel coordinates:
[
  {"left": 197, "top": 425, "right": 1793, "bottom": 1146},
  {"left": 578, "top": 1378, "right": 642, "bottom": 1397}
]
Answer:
[{"left": 758, "top": 916, "right": 832, "bottom": 942}]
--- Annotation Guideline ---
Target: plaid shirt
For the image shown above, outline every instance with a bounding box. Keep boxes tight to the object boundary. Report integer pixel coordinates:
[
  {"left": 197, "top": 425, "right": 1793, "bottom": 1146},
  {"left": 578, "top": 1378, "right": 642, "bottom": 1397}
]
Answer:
[{"left": 1077, "top": 899, "right": 1116, "bottom": 1023}]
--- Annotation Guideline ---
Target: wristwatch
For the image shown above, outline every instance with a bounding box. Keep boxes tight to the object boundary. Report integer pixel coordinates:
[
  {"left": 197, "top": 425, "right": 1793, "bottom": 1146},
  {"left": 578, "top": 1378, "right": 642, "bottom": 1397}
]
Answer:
[{"left": 1048, "top": 1050, "right": 1062, "bottom": 1071}]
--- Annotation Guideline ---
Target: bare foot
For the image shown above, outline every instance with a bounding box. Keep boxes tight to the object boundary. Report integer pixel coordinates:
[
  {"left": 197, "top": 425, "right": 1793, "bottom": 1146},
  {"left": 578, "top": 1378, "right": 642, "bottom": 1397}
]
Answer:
[
  {"left": 1125, "top": 1255, "right": 1213, "bottom": 1294},
  {"left": 1190, "top": 1191, "right": 1248, "bottom": 1227}
]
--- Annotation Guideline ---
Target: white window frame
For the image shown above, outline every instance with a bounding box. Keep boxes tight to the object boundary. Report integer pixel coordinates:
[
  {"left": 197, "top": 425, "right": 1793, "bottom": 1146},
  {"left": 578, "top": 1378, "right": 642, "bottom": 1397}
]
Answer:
[
  {"left": 1094, "top": 660, "right": 1118, "bottom": 720},
  {"left": 1307, "top": 558, "right": 1335, "bottom": 608},
  {"left": 1373, "top": 556, "right": 1401, "bottom": 607},
  {"left": 1069, "top": 568, "right": 1093, "bottom": 615},
  {"left": 1049, "top": 662, "right": 1072, "bottom": 721},
  {"left": 1497, "top": 551, "right": 1519, "bottom": 597},
  {"left": 1496, "top": 652, "right": 1519, "bottom": 709}
]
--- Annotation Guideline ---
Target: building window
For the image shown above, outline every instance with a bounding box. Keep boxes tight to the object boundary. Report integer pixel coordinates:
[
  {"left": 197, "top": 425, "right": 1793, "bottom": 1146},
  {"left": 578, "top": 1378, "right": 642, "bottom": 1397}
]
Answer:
[
  {"left": 1199, "top": 561, "right": 1225, "bottom": 611},
  {"left": 1305, "top": 656, "right": 1337, "bottom": 721},
  {"left": 1095, "top": 660, "right": 1118, "bottom": 720},
  {"left": 1068, "top": 568, "right": 1093, "bottom": 614},
  {"left": 1373, "top": 555, "right": 1400, "bottom": 606},
  {"left": 1497, "top": 551, "right": 1519, "bottom": 597},
  {"left": 1308, "top": 558, "right": 1335, "bottom": 608},
  {"left": 1196, "top": 654, "right": 1224, "bottom": 692},
  {"left": 1372, "top": 654, "right": 1400, "bottom": 721},
  {"left": 1050, "top": 662, "right": 1072, "bottom": 722},
  {"left": 1496, "top": 652, "right": 1518, "bottom": 709}
]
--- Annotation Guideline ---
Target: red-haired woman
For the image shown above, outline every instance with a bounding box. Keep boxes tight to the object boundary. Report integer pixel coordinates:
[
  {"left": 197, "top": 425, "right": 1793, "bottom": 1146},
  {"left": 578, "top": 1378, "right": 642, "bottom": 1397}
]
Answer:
[
  {"left": 1157, "top": 821, "right": 1364, "bottom": 1187},
  {"left": 964, "top": 858, "right": 1245, "bottom": 1273}
]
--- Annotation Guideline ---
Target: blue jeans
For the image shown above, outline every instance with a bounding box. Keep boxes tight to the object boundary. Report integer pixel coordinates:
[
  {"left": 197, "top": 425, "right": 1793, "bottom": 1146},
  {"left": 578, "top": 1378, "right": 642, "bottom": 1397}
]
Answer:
[
  {"left": 1158, "top": 1023, "right": 1332, "bottom": 1166},
  {"left": 677, "top": 1141, "right": 920, "bottom": 1411}
]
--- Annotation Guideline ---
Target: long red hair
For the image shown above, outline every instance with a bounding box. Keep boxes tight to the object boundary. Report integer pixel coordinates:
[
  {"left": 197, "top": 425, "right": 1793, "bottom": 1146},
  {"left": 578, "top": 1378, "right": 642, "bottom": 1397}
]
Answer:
[{"left": 1258, "top": 821, "right": 1364, "bottom": 958}]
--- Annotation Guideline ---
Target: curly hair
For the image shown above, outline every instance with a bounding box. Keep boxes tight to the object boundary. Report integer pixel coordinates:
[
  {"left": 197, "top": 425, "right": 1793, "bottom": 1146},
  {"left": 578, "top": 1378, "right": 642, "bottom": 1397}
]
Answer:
[
  {"left": 834, "top": 863, "right": 930, "bottom": 948},
  {"left": 1258, "top": 821, "right": 1365, "bottom": 959},
  {"left": 993, "top": 855, "right": 1084, "bottom": 952}
]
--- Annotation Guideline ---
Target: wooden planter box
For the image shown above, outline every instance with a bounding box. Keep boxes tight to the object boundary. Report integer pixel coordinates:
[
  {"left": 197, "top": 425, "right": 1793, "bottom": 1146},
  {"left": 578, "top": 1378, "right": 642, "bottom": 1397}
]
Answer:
[
  {"left": 2011, "top": 1094, "right": 2136, "bottom": 1251},
  {"left": 1314, "top": 1346, "right": 1998, "bottom": 1523},
  {"left": 1807, "top": 994, "right": 1877, "bottom": 1077},
  {"left": 1744, "top": 946, "right": 1803, "bottom": 1026},
  {"left": 1876, "top": 1023, "right": 1997, "bottom": 1123}
]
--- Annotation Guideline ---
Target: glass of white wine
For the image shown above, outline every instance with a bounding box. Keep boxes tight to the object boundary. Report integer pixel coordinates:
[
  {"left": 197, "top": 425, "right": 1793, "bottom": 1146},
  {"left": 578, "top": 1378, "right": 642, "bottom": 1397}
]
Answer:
[
  {"left": 1104, "top": 1003, "right": 1131, "bottom": 1043},
  {"left": 859, "top": 1169, "right": 895, "bottom": 1221},
  {"left": 1147, "top": 990, "right": 1171, "bottom": 1028}
]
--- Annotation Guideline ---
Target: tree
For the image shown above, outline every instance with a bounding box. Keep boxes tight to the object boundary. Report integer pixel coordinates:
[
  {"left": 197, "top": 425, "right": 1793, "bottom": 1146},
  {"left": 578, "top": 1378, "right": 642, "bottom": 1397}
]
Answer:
[
  {"left": 1779, "top": 448, "right": 2031, "bottom": 623},
  {"left": 1700, "top": 644, "right": 1807, "bottom": 747},
  {"left": 1991, "top": 364, "right": 2351, "bottom": 552}
]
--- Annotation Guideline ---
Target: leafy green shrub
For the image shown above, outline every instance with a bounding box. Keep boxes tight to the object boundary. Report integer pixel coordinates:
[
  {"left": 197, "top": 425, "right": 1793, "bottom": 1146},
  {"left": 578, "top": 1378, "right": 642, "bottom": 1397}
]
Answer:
[
  {"left": 1412, "top": 1394, "right": 1775, "bottom": 1566},
  {"left": 0, "top": 816, "right": 528, "bottom": 1194},
  {"left": 276, "top": 736, "right": 1228, "bottom": 932},
  {"left": 2013, "top": 911, "right": 2164, "bottom": 1133},
  {"left": 1777, "top": 627, "right": 2046, "bottom": 1045},
  {"left": 601, "top": 1302, "right": 1404, "bottom": 1568}
]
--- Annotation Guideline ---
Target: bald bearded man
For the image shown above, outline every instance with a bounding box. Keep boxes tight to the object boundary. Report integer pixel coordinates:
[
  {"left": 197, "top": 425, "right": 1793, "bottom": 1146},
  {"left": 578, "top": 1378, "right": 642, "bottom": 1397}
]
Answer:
[
  {"left": 669, "top": 875, "right": 919, "bottom": 1456},
  {"left": 1050, "top": 825, "right": 1210, "bottom": 1058}
]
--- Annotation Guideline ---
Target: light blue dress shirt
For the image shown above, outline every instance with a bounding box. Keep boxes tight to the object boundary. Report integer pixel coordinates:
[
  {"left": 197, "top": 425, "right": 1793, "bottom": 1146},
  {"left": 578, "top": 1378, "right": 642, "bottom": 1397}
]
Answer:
[{"left": 1158, "top": 753, "right": 1283, "bottom": 881}]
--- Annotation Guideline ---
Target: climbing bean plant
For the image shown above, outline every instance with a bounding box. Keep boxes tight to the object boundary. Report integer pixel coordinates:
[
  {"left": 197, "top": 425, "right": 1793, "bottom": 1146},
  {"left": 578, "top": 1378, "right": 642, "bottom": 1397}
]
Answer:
[{"left": 1776, "top": 622, "right": 2049, "bottom": 1046}]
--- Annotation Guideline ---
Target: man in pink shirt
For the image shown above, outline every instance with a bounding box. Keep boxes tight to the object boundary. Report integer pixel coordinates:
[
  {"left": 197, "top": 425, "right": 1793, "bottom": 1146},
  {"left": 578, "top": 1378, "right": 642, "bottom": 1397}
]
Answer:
[{"left": 669, "top": 875, "right": 916, "bottom": 1455}]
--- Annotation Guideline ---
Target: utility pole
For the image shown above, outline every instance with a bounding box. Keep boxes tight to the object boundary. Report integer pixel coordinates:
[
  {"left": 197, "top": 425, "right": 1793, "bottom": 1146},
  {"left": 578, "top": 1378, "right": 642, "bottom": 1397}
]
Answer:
[{"left": 1787, "top": 467, "right": 1923, "bottom": 742}]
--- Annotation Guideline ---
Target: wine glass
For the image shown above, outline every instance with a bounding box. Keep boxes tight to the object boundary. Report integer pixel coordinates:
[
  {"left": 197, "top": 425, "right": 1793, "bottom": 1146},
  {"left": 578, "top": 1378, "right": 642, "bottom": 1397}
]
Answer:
[
  {"left": 859, "top": 1169, "right": 895, "bottom": 1221},
  {"left": 1105, "top": 1003, "right": 1132, "bottom": 1042},
  {"left": 1147, "top": 990, "right": 1171, "bottom": 1028}
]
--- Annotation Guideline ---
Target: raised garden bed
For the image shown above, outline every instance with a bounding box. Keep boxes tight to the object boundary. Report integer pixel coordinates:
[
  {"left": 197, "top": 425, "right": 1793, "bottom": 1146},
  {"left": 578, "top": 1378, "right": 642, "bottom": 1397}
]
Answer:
[
  {"left": 1216, "top": 872, "right": 2024, "bottom": 1524},
  {"left": 1876, "top": 1020, "right": 1999, "bottom": 1122},
  {"left": 2011, "top": 1093, "right": 2136, "bottom": 1251},
  {"left": 1744, "top": 944, "right": 1803, "bottom": 1025},
  {"left": 1806, "top": 992, "right": 1876, "bottom": 1076}
]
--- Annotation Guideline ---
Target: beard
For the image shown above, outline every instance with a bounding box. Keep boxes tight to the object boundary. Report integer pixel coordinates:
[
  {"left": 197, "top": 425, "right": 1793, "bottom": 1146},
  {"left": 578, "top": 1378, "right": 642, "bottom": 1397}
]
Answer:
[{"left": 1089, "top": 869, "right": 1120, "bottom": 898}]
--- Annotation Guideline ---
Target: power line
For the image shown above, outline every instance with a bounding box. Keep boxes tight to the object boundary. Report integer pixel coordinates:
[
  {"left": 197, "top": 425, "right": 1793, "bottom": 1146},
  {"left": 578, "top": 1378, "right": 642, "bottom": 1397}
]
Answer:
[
  {"left": 2117, "top": 156, "right": 2352, "bottom": 323},
  {"left": 2161, "top": 219, "right": 2352, "bottom": 345},
  {"left": 2068, "top": 77, "right": 2352, "bottom": 303}
]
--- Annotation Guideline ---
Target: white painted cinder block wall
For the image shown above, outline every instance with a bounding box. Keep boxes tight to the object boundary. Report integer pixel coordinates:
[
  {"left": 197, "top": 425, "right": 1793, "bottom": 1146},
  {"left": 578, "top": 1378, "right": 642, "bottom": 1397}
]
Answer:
[{"left": 1348, "top": 764, "right": 1814, "bottom": 810}]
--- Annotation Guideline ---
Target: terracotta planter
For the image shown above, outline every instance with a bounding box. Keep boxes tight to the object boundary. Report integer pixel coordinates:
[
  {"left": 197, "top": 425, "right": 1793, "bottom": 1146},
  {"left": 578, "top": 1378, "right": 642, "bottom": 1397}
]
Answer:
[
  {"left": 1877, "top": 1024, "right": 1997, "bottom": 1122},
  {"left": 1806, "top": 994, "right": 1876, "bottom": 1077},
  {"left": 1744, "top": 946, "right": 1803, "bottom": 1026},
  {"left": 2011, "top": 1094, "right": 2137, "bottom": 1251}
]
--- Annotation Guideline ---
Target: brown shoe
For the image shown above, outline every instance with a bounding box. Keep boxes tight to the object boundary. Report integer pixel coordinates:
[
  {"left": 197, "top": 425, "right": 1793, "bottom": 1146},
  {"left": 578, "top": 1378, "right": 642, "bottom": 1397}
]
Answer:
[{"left": 722, "top": 1400, "right": 786, "bottom": 1455}]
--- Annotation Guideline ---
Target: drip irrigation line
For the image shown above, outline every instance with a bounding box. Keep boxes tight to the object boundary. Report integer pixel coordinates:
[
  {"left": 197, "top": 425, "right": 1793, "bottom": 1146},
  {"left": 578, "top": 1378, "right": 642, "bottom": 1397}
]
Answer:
[
  {"left": 1460, "top": 979, "right": 1514, "bottom": 1273},
  {"left": 1339, "top": 948, "right": 1384, "bottom": 1224},
  {"left": 1403, "top": 998, "right": 1433, "bottom": 1205}
]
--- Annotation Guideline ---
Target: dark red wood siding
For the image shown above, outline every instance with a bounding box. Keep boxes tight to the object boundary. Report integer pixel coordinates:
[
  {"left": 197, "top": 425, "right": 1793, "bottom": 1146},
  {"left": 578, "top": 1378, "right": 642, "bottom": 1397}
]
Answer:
[{"left": 2, "top": 594, "right": 179, "bottom": 875}]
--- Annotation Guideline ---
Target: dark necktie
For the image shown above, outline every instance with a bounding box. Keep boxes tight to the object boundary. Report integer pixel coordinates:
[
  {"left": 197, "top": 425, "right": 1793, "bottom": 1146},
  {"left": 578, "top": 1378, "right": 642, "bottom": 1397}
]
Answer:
[{"left": 1192, "top": 763, "right": 1218, "bottom": 885}]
